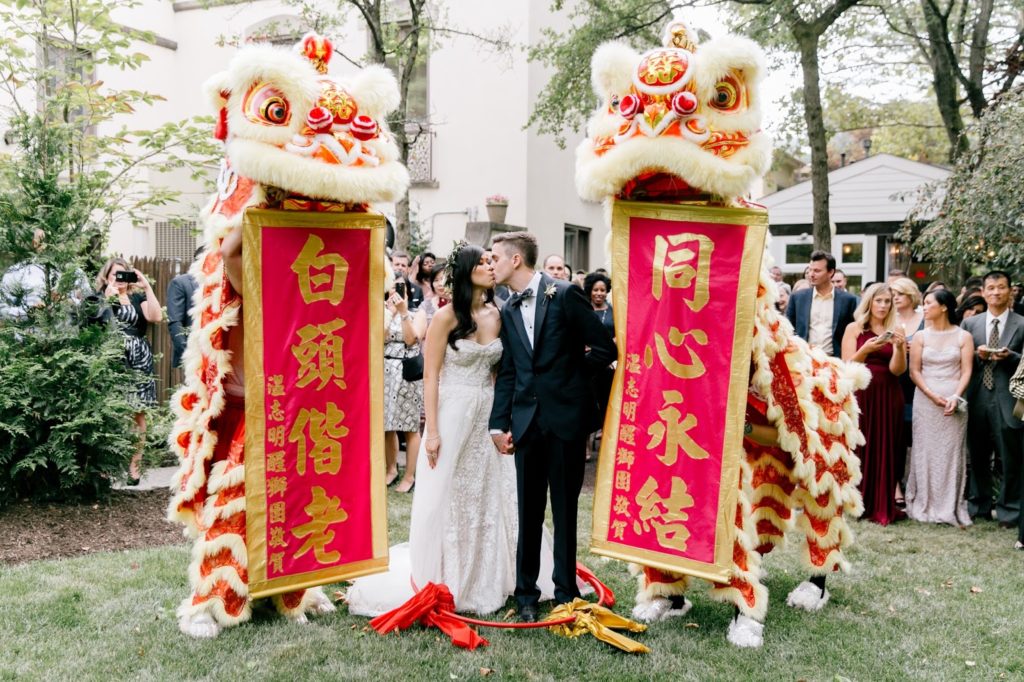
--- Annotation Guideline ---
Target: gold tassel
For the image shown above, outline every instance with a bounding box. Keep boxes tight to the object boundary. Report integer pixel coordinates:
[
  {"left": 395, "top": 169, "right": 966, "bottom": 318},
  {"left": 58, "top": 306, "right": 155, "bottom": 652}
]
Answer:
[{"left": 544, "top": 599, "right": 650, "bottom": 654}]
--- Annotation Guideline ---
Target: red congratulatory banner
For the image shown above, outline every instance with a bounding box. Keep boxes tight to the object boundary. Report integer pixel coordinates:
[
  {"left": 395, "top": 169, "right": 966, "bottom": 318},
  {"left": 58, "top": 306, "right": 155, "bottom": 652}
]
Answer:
[
  {"left": 591, "top": 201, "right": 767, "bottom": 583},
  {"left": 243, "top": 208, "right": 387, "bottom": 598}
]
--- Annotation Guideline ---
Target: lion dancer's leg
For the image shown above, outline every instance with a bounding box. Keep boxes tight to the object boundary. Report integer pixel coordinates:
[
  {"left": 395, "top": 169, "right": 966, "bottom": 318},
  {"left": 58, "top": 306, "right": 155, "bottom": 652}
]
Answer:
[
  {"left": 177, "top": 396, "right": 331, "bottom": 637},
  {"left": 629, "top": 565, "right": 691, "bottom": 623},
  {"left": 708, "top": 454, "right": 770, "bottom": 647}
]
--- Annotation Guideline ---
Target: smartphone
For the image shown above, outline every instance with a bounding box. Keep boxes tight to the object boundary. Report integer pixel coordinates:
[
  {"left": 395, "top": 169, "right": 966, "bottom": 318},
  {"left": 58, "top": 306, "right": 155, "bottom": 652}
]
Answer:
[
  {"left": 878, "top": 329, "right": 894, "bottom": 342},
  {"left": 394, "top": 280, "right": 406, "bottom": 297},
  {"left": 115, "top": 270, "right": 139, "bottom": 283}
]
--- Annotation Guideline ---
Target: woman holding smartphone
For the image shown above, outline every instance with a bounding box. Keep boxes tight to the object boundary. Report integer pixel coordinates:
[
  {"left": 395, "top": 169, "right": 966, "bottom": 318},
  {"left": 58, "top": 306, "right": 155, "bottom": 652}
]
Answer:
[
  {"left": 96, "top": 257, "right": 162, "bottom": 484},
  {"left": 842, "top": 282, "right": 907, "bottom": 525},
  {"left": 383, "top": 280, "right": 422, "bottom": 493}
]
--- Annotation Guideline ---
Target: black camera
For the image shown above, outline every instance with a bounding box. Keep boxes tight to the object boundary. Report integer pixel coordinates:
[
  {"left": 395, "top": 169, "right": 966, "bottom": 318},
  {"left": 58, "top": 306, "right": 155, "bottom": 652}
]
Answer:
[
  {"left": 115, "top": 270, "right": 139, "bottom": 283},
  {"left": 394, "top": 280, "right": 406, "bottom": 297}
]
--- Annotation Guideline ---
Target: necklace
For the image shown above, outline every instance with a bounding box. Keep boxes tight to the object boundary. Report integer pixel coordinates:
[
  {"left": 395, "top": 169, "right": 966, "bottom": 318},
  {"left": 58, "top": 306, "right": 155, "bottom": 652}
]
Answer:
[{"left": 597, "top": 308, "right": 608, "bottom": 323}]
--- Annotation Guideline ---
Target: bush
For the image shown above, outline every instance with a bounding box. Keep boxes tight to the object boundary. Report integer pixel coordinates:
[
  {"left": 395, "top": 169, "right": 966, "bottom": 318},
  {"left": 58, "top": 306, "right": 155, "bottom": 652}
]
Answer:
[{"left": 0, "top": 312, "right": 143, "bottom": 504}]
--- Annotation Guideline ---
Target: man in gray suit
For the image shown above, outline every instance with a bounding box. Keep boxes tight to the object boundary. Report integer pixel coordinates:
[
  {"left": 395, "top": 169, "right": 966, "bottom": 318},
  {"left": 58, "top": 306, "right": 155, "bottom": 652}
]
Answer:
[{"left": 962, "top": 270, "right": 1024, "bottom": 528}]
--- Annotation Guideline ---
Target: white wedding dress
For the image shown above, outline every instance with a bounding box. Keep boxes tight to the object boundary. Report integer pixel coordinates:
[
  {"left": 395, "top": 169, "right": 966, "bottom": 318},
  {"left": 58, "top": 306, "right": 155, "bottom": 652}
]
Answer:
[{"left": 347, "top": 339, "right": 574, "bottom": 616}]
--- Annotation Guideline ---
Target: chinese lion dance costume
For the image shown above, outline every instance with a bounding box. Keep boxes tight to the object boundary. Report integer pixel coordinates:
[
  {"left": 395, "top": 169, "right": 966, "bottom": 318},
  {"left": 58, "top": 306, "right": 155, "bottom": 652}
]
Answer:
[
  {"left": 576, "top": 18, "right": 869, "bottom": 647},
  {"left": 167, "top": 35, "right": 408, "bottom": 638}
]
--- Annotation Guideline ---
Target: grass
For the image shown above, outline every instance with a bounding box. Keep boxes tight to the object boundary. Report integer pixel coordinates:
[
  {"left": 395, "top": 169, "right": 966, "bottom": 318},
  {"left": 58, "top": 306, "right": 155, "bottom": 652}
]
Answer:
[{"left": 2, "top": 489, "right": 1023, "bottom": 681}]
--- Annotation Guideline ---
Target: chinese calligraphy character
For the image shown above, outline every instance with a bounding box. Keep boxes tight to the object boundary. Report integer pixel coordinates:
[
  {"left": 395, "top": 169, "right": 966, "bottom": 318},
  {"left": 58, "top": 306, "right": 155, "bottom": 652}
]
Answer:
[
  {"left": 267, "top": 477, "right": 288, "bottom": 497},
  {"left": 646, "top": 390, "right": 709, "bottom": 465},
  {"left": 267, "top": 374, "right": 285, "bottom": 396},
  {"left": 268, "top": 399, "right": 285, "bottom": 422},
  {"left": 267, "top": 425, "right": 286, "bottom": 448},
  {"left": 269, "top": 526, "right": 288, "bottom": 548},
  {"left": 651, "top": 327, "right": 708, "bottom": 379},
  {"left": 292, "top": 486, "right": 349, "bottom": 564},
  {"left": 611, "top": 519, "right": 627, "bottom": 540},
  {"left": 633, "top": 475, "right": 695, "bottom": 551},
  {"left": 622, "top": 401, "right": 637, "bottom": 422},
  {"left": 269, "top": 552, "right": 285, "bottom": 573},
  {"left": 618, "top": 424, "right": 637, "bottom": 446},
  {"left": 613, "top": 494, "right": 631, "bottom": 515},
  {"left": 266, "top": 450, "right": 286, "bottom": 472},
  {"left": 651, "top": 232, "right": 714, "bottom": 312},
  {"left": 615, "top": 470, "right": 631, "bottom": 492},
  {"left": 616, "top": 447, "right": 635, "bottom": 468},
  {"left": 269, "top": 501, "right": 286, "bottom": 524},
  {"left": 625, "top": 377, "right": 640, "bottom": 399},
  {"left": 292, "top": 319, "right": 348, "bottom": 391},
  {"left": 291, "top": 234, "right": 349, "bottom": 305},
  {"left": 289, "top": 402, "right": 350, "bottom": 475},
  {"left": 625, "top": 352, "right": 642, "bottom": 374}
]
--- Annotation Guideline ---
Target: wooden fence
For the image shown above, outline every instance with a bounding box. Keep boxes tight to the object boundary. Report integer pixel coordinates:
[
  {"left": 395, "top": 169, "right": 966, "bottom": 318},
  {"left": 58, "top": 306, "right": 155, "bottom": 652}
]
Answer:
[{"left": 133, "top": 256, "right": 193, "bottom": 405}]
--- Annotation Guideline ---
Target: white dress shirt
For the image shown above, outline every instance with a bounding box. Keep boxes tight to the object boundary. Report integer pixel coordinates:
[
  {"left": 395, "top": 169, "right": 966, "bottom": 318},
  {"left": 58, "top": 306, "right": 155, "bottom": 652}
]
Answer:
[
  {"left": 809, "top": 285, "right": 836, "bottom": 355},
  {"left": 985, "top": 309, "right": 1010, "bottom": 347},
  {"left": 514, "top": 271, "right": 544, "bottom": 349}
]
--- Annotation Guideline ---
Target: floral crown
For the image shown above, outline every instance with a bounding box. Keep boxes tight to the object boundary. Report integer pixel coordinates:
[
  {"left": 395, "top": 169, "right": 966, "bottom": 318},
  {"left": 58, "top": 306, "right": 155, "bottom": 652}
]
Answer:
[{"left": 442, "top": 239, "right": 470, "bottom": 287}]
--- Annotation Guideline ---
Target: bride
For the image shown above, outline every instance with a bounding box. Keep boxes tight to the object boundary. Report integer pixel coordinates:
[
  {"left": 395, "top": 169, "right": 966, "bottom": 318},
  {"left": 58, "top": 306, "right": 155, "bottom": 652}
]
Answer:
[{"left": 348, "top": 242, "right": 568, "bottom": 616}]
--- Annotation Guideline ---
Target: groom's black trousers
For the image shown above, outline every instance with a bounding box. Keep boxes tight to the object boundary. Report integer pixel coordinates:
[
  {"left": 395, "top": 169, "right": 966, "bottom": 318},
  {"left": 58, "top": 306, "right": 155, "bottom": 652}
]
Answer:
[{"left": 513, "top": 421, "right": 586, "bottom": 608}]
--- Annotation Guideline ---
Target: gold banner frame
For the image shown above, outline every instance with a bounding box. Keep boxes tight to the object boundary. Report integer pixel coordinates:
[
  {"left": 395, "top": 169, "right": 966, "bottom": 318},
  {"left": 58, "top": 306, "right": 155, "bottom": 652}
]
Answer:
[
  {"left": 590, "top": 200, "right": 768, "bottom": 584},
  {"left": 243, "top": 208, "right": 388, "bottom": 599}
]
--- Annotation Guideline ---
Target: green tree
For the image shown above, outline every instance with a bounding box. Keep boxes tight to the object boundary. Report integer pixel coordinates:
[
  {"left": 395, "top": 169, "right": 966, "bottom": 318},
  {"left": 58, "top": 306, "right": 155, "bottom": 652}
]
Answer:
[
  {"left": 0, "top": 0, "right": 217, "bottom": 502},
  {"left": 900, "top": 87, "right": 1024, "bottom": 275},
  {"left": 529, "top": 0, "right": 861, "bottom": 252},
  {"left": 875, "top": 0, "right": 1024, "bottom": 160}
]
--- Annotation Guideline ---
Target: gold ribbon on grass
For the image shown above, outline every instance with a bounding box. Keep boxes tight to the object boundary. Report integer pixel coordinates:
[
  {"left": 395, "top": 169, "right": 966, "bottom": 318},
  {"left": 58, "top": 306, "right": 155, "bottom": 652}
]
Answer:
[{"left": 544, "top": 598, "right": 650, "bottom": 654}]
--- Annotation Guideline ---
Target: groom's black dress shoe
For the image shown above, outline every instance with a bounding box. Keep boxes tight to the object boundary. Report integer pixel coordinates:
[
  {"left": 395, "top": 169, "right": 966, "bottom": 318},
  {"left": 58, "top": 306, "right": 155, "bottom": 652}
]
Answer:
[{"left": 518, "top": 605, "right": 539, "bottom": 623}]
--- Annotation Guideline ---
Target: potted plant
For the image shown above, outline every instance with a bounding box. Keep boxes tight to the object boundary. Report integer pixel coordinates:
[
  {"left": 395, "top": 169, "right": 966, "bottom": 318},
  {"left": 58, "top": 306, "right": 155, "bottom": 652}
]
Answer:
[{"left": 485, "top": 194, "right": 509, "bottom": 224}]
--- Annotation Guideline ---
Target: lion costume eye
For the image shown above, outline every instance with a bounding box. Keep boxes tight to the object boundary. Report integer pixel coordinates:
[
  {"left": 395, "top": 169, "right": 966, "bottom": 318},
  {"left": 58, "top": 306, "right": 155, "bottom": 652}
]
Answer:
[
  {"left": 710, "top": 74, "right": 743, "bottom": 112},
  {"left": 243, "top": 84, "right": 292, "bottom": 126}
]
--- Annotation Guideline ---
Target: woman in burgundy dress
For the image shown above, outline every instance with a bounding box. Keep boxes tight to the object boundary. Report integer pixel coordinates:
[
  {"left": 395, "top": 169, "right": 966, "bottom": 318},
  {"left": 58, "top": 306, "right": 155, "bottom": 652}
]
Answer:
[{"left": 842, "top": 283, "right": 907, "bottom": 525}]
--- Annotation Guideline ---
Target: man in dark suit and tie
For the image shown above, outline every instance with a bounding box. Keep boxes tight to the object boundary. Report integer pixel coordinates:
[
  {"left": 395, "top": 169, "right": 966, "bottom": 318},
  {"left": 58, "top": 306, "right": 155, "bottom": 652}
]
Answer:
[
  {"left": 488, "top": 231, "right": 616, "bottom": 622},
  {"left": 962, "top": 270, "right": 1024, "bottom": 534},
  {"left": 785, "top": 250, "right": 858, "bottom": 356}
]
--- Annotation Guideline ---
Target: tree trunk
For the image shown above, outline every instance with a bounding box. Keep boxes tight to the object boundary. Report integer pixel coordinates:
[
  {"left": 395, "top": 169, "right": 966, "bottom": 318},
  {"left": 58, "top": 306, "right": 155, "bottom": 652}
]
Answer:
[
  {"left": 920, "top": 0, "right": 970, "bottom": 160},
  {"left": 796, "top": 31, "right": 832, "bottom": 253}
]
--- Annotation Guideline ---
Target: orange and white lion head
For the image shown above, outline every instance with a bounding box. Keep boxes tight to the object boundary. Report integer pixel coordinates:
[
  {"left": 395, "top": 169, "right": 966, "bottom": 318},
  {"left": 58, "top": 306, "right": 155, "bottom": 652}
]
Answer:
[
  {"left": 576, "top": 19, "right": 771, "bottom": 202},
  {"left": 205, "top": 34, "right": 409, "bottom": 206}
]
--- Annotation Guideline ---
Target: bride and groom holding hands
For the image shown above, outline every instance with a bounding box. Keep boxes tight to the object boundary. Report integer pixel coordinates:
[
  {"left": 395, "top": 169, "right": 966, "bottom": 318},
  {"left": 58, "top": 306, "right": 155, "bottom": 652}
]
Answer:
[{"left": 347, "top": 232, "right": 617, "bottom": 621}]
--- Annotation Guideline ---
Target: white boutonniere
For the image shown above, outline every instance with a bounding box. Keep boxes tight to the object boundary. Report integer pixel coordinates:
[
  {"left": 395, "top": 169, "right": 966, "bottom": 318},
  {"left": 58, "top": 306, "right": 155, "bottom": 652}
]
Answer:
[{"left": 544, "top": 283, "right": 557, "bottom": 300}]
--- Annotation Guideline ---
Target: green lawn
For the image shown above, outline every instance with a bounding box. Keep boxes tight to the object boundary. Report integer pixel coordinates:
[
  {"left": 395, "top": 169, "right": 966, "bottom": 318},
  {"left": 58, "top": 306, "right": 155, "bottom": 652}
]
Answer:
[{"left": 2, "top": 489, "right": 1023, "bottom": 681}]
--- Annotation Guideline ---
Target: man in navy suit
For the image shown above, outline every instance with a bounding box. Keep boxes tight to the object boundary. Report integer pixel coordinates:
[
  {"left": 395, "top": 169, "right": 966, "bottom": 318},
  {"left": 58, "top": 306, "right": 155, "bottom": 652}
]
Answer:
[
  {"left": 488, "top": 231, "right": 616, "bottom": 622},
  {"left": 785, "top": 250, "right": 858, "bottom": 357}
]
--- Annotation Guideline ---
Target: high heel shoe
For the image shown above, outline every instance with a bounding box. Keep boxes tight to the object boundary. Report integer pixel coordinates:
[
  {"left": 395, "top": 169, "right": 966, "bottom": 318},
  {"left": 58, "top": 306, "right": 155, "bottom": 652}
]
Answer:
[
  {"left": 395, "top": 479, "right": 415, "bottom": 494},
  {"left": 385, "top": 470, "right": 400, "bottom": 487}
]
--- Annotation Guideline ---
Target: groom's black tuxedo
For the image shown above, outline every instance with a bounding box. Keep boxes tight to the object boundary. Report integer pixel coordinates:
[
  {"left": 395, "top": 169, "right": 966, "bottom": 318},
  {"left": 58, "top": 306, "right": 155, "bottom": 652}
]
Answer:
[{"left": 489, "top": 271, "right": 616, "bottom": 608}]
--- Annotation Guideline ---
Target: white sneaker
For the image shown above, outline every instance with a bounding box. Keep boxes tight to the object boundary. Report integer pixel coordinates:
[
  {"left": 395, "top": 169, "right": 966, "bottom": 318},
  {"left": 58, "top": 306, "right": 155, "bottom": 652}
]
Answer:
[
  {"left": 786, "top": 581, "right": 830, "bottom": 612},
  {"left": 179, "top": 611, "right": 220, "bottom": 639},
  {"left": 631, "top": 595, "right": 691, "bottom": 623},
  {"left": 726, "top": 614, "right": 764, "bottom": 648}
]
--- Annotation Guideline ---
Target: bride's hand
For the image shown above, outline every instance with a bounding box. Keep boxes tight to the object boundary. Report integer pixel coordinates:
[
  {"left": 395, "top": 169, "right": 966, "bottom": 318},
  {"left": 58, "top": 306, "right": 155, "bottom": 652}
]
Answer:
[{"left": 424, "top": 433, "right": 441, "bottom": 468}]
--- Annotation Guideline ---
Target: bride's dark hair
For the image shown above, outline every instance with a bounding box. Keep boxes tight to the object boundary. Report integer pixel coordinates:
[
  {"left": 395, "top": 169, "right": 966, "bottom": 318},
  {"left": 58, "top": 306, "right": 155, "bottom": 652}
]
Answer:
[{"left": 446, "top": 241, "right": 494, "bottom": 350}]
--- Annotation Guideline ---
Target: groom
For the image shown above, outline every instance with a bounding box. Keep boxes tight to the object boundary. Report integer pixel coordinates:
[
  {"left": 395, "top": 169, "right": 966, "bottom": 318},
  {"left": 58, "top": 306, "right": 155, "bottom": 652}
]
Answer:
[{"left": 488, "top": 232, "right": 616, "bottom": 622}]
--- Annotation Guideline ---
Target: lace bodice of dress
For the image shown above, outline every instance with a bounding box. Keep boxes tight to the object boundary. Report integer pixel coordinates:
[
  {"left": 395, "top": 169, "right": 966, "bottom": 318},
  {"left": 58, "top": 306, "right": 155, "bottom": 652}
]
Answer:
[
  {"left": 439, "top": 339, "right": 502, "bottom": 389},
  {"left": 919, "top": 327, "right": 965, "bottom": 383}
]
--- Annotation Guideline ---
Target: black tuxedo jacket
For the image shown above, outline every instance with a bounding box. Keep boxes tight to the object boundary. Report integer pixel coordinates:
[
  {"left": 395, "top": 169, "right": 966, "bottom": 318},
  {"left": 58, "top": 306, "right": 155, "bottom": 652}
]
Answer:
[
  {"left": 785, "top": 286, "right": 858, "bottom": 357},
  {"left": 489, "top": 273, "right": 617, "bottom": 443}
]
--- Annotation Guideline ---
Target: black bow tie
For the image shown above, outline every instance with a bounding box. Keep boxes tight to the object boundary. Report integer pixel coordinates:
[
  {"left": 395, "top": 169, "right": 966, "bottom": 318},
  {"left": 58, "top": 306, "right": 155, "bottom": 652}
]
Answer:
[{"left": 509, "top": 287, "right": 534, "bottom": 308}]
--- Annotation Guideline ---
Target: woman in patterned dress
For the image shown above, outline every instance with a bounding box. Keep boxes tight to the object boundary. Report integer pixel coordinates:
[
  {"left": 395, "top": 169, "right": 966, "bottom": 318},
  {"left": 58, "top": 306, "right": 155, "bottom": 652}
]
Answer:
[
  {"left": 96, "top": 257, "right": 162, "bottom": 483},
  {"left": 384, "top": 282, "right": 423, "bottom": 492}
]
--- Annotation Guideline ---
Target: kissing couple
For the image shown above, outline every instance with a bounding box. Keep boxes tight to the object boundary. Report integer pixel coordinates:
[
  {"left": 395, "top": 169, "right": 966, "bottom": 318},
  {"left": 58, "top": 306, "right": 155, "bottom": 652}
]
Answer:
[{"left": 347, "top": 232, "right": 616, "bottom": 620}]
